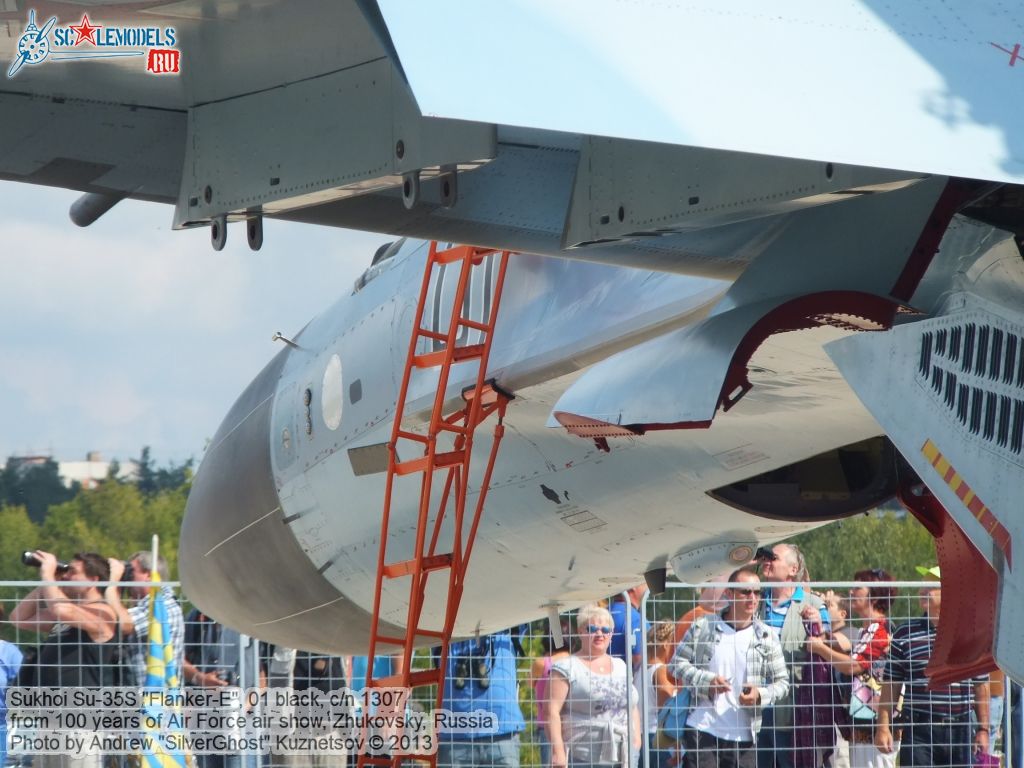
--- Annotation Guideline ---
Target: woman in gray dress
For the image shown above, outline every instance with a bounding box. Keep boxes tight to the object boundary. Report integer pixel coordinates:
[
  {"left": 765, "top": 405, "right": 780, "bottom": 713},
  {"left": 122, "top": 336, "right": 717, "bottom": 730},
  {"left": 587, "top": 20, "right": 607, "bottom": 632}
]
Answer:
[{"left": 547, "top": 604, "right": 641, "bottom": 768}]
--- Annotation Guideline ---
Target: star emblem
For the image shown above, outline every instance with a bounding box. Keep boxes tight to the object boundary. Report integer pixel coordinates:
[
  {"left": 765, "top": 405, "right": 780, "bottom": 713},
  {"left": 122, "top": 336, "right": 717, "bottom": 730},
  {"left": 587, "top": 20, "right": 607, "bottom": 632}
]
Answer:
[{"left": 69, "top": 14, "right": 101, "bottom": 46}]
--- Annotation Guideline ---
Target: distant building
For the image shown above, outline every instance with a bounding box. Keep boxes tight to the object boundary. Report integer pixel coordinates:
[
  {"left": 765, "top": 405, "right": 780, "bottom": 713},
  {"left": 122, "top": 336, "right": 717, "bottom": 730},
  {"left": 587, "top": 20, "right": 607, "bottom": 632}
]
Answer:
[
  {"left": 7, "top": 455, "right": 51, "bottom": 474},
  {"left": 58, "top": 451, "right": 138, "bottom": 489},
  {"left": 8, "top": 452, "right": 138, "bottom": 490}
]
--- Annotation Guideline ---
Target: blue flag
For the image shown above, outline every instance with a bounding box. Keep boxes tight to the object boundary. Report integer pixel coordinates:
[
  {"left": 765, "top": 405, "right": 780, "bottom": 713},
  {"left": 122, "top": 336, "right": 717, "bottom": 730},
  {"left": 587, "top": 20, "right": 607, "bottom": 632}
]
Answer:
[{"left": 140, "top": 573, "right": 189, "bottom": 768}]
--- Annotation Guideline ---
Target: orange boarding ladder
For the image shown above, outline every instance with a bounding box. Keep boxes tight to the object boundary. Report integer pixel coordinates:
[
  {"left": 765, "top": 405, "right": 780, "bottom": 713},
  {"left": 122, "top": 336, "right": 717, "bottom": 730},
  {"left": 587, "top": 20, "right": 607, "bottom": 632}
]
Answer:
[{"left": 358, "top": 242, "right": 512, "bottom": 768}]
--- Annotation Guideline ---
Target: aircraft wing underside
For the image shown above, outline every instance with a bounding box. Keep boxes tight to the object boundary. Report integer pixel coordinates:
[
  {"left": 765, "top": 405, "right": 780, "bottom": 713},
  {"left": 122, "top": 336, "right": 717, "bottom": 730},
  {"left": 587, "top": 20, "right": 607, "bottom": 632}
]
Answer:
[{"left": 2, "top": 0, "right": 1023, "bottom": 269}]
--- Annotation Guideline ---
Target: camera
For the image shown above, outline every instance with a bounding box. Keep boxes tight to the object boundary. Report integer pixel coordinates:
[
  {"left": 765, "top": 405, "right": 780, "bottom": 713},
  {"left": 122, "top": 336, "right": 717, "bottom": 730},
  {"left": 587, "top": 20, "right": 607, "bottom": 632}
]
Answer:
[
  {"left": 753, "top": 546, "right": 778, "bottom": 562},
  {"left": 21, "top": 551, "right": 71, "bottom": 575},
  {"left": 122, "top": 561, "right": 136, "bottom": 582}
]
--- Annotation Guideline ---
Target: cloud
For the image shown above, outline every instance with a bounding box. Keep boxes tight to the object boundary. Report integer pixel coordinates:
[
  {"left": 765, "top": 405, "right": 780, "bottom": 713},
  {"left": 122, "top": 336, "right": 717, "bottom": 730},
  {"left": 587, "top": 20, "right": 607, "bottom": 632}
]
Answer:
[
  {"left": 0, "top": 219, "right": 251, "bottom": 333},
  {"left": 0, "top": 183, "right": 389, "bottom": 461}
]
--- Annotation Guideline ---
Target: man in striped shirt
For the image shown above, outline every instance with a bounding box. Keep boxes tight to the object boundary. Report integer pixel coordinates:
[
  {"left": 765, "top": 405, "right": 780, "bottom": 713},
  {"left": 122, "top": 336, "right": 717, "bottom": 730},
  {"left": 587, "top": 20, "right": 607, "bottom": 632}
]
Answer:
[
  {"left": 874, "top": 568, "right": 990, "bottom": 768},
  {"left": 107, "top": 551, "right": 186, "bottom": 687}
]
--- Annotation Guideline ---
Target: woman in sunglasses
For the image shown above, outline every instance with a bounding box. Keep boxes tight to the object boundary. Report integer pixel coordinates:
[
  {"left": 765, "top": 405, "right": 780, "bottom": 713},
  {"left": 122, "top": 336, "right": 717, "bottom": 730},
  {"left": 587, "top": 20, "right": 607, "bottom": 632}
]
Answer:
[
  {"left": 547, "top": 604, "right": 642, "bottom": 768},
  {"left": 807, "top": 569, "right": 897, "bottom": 768}
]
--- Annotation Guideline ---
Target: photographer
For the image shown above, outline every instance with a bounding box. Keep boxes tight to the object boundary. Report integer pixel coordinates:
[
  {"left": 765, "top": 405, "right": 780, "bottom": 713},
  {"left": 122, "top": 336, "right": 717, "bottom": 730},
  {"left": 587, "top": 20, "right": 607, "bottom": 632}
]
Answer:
[
  {"left": 104, "top": 551, "right": 186, "bottom": 688},
  {"left": 9, "top": 550, "right": 119, "bottom": 768}
]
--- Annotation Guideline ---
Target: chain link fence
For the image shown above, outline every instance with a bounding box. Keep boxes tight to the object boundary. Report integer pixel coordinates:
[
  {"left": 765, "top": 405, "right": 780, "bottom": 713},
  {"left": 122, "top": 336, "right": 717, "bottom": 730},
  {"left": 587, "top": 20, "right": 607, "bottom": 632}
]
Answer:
[{"left": 1, "top": 580, "right": 1021, "bottom": 768}]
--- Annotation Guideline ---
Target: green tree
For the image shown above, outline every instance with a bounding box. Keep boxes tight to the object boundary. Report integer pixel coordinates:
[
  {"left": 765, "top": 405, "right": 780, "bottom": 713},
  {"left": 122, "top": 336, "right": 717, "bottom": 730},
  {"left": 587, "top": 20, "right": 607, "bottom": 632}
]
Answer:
[
  {"left": 0, "top": 504, "right": 41, "bottom": 580},
  {"left": 30, "top": 476, "right": 188, "bottom": 575},
  {"left": 135, "top": 446, "right": 193, "bottom": 498},
  {"left": 1, "top": 458, "right": 76, "bottom": 522},
  {"left": 789, "top": 511, "right": 937, "bottom": 581},
  {"left": 136, "top": 446, "right": 157, "bottom": 496}
]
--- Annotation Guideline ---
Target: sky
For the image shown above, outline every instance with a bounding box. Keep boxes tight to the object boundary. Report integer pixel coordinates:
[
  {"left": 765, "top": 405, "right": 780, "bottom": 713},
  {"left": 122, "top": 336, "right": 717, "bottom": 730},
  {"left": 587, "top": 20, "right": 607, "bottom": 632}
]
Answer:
[{"left": 0, "top": 181, "right": 392, "bottom": 467}]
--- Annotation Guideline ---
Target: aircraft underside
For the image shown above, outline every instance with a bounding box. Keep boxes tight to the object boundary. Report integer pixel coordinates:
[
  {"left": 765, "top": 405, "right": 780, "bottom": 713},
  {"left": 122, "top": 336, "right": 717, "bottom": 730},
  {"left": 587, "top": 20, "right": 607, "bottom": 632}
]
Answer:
[{"left": 180, "top": 322, "right": 885, "bottom": 653}]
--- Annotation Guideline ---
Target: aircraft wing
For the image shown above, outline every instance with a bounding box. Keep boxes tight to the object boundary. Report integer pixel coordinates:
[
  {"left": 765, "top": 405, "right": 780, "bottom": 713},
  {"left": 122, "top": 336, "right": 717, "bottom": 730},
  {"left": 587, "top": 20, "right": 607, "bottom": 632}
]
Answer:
[{"left": 2, "top": 0, "right": 1023, "bottom": 242}]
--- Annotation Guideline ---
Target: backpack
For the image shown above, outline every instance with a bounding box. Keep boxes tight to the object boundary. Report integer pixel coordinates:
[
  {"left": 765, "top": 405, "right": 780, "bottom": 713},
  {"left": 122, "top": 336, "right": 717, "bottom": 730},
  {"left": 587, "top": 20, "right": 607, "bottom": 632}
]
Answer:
[{"left": 656, "top": 687, "right": 692, "bottom": 741}]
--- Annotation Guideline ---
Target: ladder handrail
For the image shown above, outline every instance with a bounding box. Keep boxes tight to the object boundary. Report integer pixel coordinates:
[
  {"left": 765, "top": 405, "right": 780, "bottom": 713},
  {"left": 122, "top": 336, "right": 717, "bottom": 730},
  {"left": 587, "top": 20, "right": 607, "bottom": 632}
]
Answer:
[{"left": 358, "top": 243, "right": 512, "bottom": 768}]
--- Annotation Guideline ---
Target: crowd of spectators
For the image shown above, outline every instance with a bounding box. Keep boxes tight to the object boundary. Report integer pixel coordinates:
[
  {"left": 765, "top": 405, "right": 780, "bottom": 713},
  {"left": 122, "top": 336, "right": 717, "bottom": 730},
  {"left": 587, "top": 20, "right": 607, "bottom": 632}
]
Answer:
[{"left": 0, "top": 546, "right": 1021, "bottom": 768}]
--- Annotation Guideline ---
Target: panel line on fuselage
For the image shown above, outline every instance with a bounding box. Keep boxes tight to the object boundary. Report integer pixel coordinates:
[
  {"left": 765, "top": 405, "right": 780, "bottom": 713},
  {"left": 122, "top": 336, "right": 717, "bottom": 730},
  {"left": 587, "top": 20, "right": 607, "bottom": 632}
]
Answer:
[{"left": 204, "top": 505, "right": 281, "bottom": 556}]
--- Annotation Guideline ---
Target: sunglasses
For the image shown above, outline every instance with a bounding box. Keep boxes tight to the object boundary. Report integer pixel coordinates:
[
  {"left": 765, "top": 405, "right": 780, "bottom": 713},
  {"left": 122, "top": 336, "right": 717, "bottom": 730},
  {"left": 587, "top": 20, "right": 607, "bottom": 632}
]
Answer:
[
  {"left": 586, "top": 625, "right": 613, "bottom": 635},
  {"left": 731, "top": 588, "right": 762, "bottom": 597}
]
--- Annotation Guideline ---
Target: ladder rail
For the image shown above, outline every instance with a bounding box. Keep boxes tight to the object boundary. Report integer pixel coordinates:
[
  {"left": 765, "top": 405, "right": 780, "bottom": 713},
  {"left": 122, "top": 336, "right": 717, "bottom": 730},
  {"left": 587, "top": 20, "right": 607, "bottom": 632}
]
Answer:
[
  {"left": 358, "top": 244, "right": 513, "bottom": 768},
  {"left": 364, "top": 241, "right": 445, "bottom": 669}
]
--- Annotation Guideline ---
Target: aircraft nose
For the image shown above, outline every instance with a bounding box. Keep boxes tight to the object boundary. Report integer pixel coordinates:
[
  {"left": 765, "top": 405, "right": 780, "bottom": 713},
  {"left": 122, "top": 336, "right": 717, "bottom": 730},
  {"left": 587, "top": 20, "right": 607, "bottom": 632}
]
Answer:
[{"left": 179, "top": 347, "right": 394, "bottom": 652}]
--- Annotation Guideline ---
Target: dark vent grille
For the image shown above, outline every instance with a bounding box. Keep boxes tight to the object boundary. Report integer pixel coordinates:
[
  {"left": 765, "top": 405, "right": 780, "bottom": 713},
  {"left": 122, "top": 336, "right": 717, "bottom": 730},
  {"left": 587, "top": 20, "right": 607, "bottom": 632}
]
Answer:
[
  {"left": 990, "top": 329, "right": 1004, "bottom": 381},
  {"left": 998, "top": 395, "right": 1012, "bottom": 447},
  {"left": 920, "top": 331, "right": 933, "bottom": 376},
  {"left": 984, "top": 391, "right": 997, "bottom": 440},
  {"left": 1004, "top": 335, "right": 1018, "bottom": 385},
  {"left": 918, "top": 322, "right": 1024, "bottom": 455},
  {"left": 970, "top": 387, "right": 984, "bottom": 434},
  {"left": 1013, "top": 401, "right": 1024, "bottom": 454},
  {"left": 957, "top": 383, "right": 970, "bottom": 424},
  {"left": 976, "top": 325, "right": 990, "bottom": 377},
  {"left": 963, "top": 324, "right": 976, "bottom": 373}
]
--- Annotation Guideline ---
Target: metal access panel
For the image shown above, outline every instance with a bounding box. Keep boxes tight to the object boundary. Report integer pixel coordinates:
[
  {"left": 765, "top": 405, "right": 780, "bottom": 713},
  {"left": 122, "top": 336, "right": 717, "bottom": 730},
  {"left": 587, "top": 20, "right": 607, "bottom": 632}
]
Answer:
[
  {"left": 0, "top": 93, "right": 185, "bottom": 202},
  {"left": 173, "top": 58, "right": 495, "bottom": 228},
  {"left": 563, "top": 137, "right": 921, "bottom": 248}
]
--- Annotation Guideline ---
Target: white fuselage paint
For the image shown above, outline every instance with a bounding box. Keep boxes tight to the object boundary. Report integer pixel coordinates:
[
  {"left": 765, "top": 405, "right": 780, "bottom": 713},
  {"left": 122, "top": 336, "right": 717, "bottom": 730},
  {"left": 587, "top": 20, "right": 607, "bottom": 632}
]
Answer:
[{"left": 268, "top": 242, "right": 876, "bottom": 636}]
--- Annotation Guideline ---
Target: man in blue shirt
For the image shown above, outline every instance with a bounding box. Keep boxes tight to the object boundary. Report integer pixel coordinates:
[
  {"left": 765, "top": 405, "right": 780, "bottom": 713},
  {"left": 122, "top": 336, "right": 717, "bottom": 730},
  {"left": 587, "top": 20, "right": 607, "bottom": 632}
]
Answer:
[
  {"left": 756, "top": 542, "right": 829, "bottom": 768},
  {"left": 610, "top": 585, "right": 649, "bottom": 670},
  {"left": 437, "top": 627, "right": 526, "bottom": 767}
]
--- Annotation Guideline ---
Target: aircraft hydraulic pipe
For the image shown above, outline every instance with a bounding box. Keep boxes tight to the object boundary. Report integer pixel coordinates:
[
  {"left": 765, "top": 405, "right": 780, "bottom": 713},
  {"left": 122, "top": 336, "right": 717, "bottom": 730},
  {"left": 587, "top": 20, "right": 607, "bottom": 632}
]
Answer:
[{"left": 69, "top": 191, "right": 127, "bottom": 227}]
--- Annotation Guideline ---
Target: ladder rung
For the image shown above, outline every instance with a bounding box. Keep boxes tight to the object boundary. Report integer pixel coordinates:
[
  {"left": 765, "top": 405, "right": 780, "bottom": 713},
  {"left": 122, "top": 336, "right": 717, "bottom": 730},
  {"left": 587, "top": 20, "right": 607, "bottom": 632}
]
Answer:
[
  {"left": 408, "top": 668, "right": 443, "bottom": 687},
  {"left": 433, "top": 449, "right": 466, "bottom": 468},
  {"left": 415, "top": 628, "right": 446, "bottom": 640},
  {"left": 433, "top": 248, "right": 471, "bottom": 265},
  {"left": 452, "top": 344, "right": 484, "bottom": 361},
  {"left": 394, "top": 450, "right": 466, "bottom": 476},
  {"left": 412, "top": 345, "right": 484, "bottom": 368},
  {"left": 412, "top": 350, "right": 446, "bottom": 368},
  {"left": 458, "top": 317, "right": 490, "bottom": 332},
  {"left": 369, "top": 669, "right": 441, "bottom": 689},
  {"left": 382, "top": 553, "right": 453, "bottom": 578},
  {"left": 393, "top": 456, "right": 429, "bottom": 475},
  {"left": 372, "top": 635, "right": 407, "bottom": 647},
  {"left": 416, "top": 327, "right": 447, "bottom": 341},
  {"left": 438, "top": 422, "right": 467, "bottom": 435},
  {"left": 396, "top": 430, "right": 430, "bottom": 443}
]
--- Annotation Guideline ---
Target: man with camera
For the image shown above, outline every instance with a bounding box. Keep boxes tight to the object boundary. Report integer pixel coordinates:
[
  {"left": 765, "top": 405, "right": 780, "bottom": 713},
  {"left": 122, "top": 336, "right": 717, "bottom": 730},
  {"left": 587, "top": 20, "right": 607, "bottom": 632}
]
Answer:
[
  {"left": 104, "top": 551, "right": 187, "bottom": 688},
  {"left": 10, "top": 550, "right": 120, "bottom": 768},
  {"left": 436, "top": 627, "right": 526, "bottom": 767}
]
